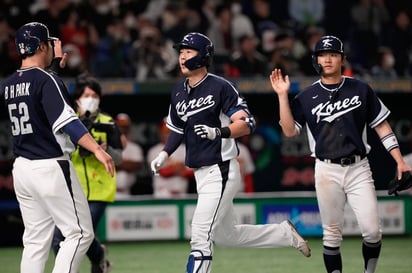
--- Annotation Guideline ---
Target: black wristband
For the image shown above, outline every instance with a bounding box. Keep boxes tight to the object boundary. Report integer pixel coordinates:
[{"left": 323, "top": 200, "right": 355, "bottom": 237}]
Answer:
[
  {"left": 219, "top": 127, "right": 231, "bottom": 138},
  {"left": 47, "top": 57, "right": 63, "bottom": 75}
]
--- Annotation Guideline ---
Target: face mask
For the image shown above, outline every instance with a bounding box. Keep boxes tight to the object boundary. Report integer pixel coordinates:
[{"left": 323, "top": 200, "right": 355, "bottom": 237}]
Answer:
[{"left": 78, "top": 97, "right": 99, "bottom": 114}]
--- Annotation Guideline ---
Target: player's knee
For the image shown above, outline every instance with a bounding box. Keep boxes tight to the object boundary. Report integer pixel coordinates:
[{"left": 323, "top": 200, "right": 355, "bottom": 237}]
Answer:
[
  {"left": 323, "top": 226, "right": 343, "bottom": 247},
  {"left": 186, "top": 250, "right": 212, "bottom": 273},
  {"left": 323, "top": 237, "right": 341, "bottom": 248},
  {"left": 82, "top": 228, "right": 94, "bottom": 247},
  {"left": 363, "top": 228, "right": 382, "bottom": 243}
]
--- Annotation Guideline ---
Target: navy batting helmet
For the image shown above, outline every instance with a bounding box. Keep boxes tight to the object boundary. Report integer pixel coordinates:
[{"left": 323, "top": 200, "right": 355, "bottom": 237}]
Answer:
[
  {"left": 173, "top": 32, "right": 214, "bottom": 70},
  {"left": 312, "top": 35, "right": 344, "bottom": 74},
  {"left": 314, "top": 35, "right": 344, "bottom": 55},
  {"left": 15, "top": 22, "right": 54, "bottom": 57}
]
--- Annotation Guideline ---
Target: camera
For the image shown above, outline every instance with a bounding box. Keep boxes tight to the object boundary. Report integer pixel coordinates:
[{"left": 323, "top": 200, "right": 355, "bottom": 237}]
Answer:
[{"left": 78, "top": 115, "right": 116, "bottom": 158}]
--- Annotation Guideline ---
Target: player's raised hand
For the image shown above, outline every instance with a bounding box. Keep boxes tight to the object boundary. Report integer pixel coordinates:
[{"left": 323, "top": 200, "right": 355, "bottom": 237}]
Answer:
[
  {"left": 270, "top": 68, "right": 290, "bottom": 96},
  {"left": 52, "top": 39, "right": 68, "bottom": 68},
  {"left": 151, "top": 151, "right": 168, "bottom": 175}
]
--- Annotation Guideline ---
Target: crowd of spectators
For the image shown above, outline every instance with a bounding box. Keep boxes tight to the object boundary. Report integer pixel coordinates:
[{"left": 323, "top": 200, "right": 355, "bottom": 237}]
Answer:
[{"left": 0, "top": 0, "right": 411, "bottom": 81}]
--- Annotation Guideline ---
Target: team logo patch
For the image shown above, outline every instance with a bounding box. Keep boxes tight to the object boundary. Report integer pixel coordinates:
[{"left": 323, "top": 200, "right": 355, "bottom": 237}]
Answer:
[
  {"left": 322, "top": 39, "right": 333, "bottom": 48},
  {"left": 18, "top": 43, "right": 31, "bottom": 55}
]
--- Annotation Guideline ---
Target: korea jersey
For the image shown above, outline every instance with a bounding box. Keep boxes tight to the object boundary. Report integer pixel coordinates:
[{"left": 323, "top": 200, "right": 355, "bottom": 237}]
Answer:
[
  {"left": 291, "top": 76, "right": 390, "bottom": 160},
  {"left": 1, "top": 67, "right": 80, "bottom": 159},
  {"left": 166, "top": 73, "right": 250, "bottom": 168}
]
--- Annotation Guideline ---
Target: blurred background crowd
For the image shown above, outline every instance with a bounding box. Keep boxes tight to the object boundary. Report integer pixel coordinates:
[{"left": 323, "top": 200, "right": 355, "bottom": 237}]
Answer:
[{"left": 0, "top": 0, "right": 411, "bottom": 81}]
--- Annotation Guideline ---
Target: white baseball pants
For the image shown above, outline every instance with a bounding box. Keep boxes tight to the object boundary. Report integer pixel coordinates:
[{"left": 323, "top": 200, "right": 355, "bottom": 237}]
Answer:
[{"left": 13, "top": 156, "right": 94, "bottom": 273}]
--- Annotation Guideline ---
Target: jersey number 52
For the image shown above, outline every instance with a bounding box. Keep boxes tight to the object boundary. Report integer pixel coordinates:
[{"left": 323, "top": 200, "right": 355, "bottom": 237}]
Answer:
[{"left": 8, "top": 102, "right": 33, "bottom": 136}]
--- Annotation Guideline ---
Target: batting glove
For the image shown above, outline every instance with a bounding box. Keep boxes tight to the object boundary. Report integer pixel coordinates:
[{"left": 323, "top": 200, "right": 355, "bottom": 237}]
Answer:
[
  {"left": 150, "top": 151, "right": 168, "bottom": 175},
  {"left": 194, "top": 124, "right": 219, "bottom": 140}
]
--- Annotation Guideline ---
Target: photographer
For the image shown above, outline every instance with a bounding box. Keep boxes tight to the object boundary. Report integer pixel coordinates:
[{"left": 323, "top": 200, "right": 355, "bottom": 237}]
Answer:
[
  {"left": 52, "top": 72, "right": 123, "bottom": 273},
  {"left": 130, "top": 24, "right": 178, "bottom": 82}
]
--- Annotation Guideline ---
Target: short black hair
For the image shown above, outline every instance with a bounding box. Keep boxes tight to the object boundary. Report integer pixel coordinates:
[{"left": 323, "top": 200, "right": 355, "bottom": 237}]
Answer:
[{"left": 72, "top": 72, "right": 102, "bottom": 101}]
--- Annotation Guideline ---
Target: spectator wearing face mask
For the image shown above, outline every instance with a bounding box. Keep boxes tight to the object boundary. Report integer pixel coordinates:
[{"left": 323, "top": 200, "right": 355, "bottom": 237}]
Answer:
[{"left": 370, "top": 46, "right": 398, "bottom": 79}]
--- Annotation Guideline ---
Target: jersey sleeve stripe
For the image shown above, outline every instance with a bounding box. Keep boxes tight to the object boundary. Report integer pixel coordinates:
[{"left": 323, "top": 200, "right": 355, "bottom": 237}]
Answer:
[{"left": 369, "top": 101, "right": 390, "bottom": 128}]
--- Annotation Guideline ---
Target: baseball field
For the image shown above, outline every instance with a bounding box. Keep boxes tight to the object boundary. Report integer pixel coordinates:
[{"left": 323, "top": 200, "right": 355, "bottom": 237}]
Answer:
[{"left": 0, "top": 236, "right": 411, "bottom": 273}]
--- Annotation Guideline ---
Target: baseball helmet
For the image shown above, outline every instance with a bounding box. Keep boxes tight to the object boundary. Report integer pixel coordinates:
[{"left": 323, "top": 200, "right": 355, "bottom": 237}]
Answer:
[
  {"left": 15, "top": 22, "right": 53, "bottom": 57},
  {"left": 312, "top": 35, "right": 344, "bottom": 74},
  {"left": 173, "top": 32, "right": 214, "bottom": 70},
  {"left": 313, "top": 35, "right": 344, "bottom": 55}
]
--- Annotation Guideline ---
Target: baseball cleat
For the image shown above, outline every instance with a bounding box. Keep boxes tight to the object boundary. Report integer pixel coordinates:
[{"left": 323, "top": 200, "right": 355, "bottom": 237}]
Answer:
[
  {"left": 287, "top": 220, "right": 311, "bottom": 257},
  {"left": 92, "top": 244, "right": 112, "bottom": 273}
]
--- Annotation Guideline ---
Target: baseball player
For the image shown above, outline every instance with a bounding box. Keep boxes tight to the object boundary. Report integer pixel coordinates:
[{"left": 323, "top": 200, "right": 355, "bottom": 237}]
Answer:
[
  {"left": 270, "top": 35, "right": 412, "bottom": 273},
  {"left": 0, "top": 22, "right": 115, "bottom": 273},
  {"left": 150, "top": 32, "right": 311, "bottom": 273}
]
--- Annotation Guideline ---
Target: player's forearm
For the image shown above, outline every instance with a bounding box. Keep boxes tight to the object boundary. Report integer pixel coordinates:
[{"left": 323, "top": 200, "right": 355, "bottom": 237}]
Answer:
[
  {"left": 77, "top": 133, "right": 104, "bottom": 154},
  {"left": 278, "top": 96, "right": 297, "bottom": 137},
  {"left": 227, "top": 120, "right": 251, "bottom": 138},
  {"left": 47, "top": 39, "right": 67, "bottom": 75},
  {"left": 229, "top": 110, "right": 256, "bottom": 137},
  {"left": 374, "top": 120, "right": 393, "bottom": 138},
  {"left": 279, "top": 119, "right": 297, "bottom": 137},
  {"left": 374, "top": 121, "right": 409, "bottom": 172}
]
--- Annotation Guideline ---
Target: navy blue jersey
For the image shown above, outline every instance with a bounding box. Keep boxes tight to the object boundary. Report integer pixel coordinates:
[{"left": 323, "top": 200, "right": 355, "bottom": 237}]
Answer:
[
  {"left": 166, "top": 73, "right": 250, "bottom": 168},
  {"left": 1, "top": 67, "right": 81, "bottom": 159},
  {"left": 290, "top": 76, "right": 390, "bottom": 159}
]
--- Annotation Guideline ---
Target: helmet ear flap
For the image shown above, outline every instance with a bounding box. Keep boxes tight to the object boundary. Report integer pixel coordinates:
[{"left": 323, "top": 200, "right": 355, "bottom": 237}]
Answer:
[
  {"left": 312, "top": 54, "right": 322, "bottom": 74},
  {"left": 203, "top": 44, "right": 213, "bottom": 65},
  {"left": 205, "top": 45, "right": 212, "bottom": 58}
]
